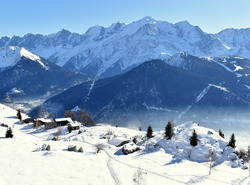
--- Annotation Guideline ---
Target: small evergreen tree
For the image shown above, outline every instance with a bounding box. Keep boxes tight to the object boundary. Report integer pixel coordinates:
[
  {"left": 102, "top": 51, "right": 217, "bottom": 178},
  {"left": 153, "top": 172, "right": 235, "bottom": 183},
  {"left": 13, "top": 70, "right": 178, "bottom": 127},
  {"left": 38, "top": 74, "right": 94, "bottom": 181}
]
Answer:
[
  {"left": 190, "top": 129, "right": 199, "bottom": 147},
  {"left": 146, "top": 125, "right": 153, "bottom": 138},
  {"left": 165, "top": 121, "right": 174, "bottom": 140},
  {"left": 227, "top": 133, "right": 236, "bottom": 148},
  {"left": 17, "top": 109, "right": 22, "bottom": 121},
  {"left": 6, "top": 128, "right": 13, "bottom": 138},
  {"left": 218, "top": 129, "right": 225, "bottom": 139}
]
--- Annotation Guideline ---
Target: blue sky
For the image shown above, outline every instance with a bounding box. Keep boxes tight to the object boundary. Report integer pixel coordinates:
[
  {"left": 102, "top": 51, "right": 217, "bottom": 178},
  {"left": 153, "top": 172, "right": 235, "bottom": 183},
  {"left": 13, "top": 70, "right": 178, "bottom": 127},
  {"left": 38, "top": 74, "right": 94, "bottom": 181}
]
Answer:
[{"left": 1, "top": 0, "right": 250, "bottom": 37}]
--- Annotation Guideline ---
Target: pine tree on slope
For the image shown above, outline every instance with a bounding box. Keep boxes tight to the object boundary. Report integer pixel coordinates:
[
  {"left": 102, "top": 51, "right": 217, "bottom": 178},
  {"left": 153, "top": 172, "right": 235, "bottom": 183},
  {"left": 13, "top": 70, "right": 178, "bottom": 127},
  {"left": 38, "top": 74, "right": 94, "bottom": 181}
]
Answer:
[
  {"left": 17, "top": 109, "right": 22, "bottom": 121},
  {"left": 6, "top": 128, "right": 13, "bottom": 138},
  {"left": 146, "top": 125, "right": 153, "bottom": 139},
  {"left": 165, "top": 121, "right": 174, "bottom": 140},
  {"left": 218, "top": 129, "right": 225, "bottom": 139},
  {"left": 227, "top": 133, "right": 236, "bottom": 148},
  {"left": 190, "top": 129, "right": 199, "bottom": 147}
]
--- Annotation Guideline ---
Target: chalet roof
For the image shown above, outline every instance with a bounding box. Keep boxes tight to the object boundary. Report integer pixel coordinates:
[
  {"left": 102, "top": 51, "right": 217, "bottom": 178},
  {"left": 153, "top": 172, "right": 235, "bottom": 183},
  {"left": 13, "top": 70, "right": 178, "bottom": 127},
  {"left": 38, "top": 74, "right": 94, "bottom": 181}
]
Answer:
[
  {"left": 22, "top": 118, "right": 34, "bottom": 122},
  {"left": 36, "top": 118, "right": 53, "bottom": 123},
  {"left": 108, "top": 137, "right": 130, "bottom": 147},
  {"left": 55, "top": 118, "right": 73, "bottom": 122},
  {"left": 68, "top": 121, "right": 81, "bottom": 127}
]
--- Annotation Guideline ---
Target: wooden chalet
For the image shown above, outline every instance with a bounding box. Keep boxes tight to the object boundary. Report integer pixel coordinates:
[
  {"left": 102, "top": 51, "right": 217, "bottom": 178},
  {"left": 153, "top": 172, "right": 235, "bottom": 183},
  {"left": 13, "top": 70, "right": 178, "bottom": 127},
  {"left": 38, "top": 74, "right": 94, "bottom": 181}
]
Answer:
[
  {"left": 55, "top": 118, "right": 73, "bottom": 126},
  {"left": 68, "top": 121, "right": 81, "bottom": 130},
  {"left": 44, "top": 122, "right": 59, "bottom": 130},
  {"left": 34, "top": 118, "right": 54, "bottom": 128},
  {"left": 22, "top": 118, "right": 35, "bottom": 124},
  {"left": 108, "top": 137, "right": 130, "bottom": 147}
]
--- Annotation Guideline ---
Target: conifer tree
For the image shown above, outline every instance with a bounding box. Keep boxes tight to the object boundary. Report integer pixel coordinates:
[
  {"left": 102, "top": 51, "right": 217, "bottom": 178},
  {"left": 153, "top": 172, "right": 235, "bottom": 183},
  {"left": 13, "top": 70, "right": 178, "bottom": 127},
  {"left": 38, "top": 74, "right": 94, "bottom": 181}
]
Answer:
[
  {"left": 17, "top": 109, "right": 22, "bottom": 121},
  {"left": 190, "top": 129, "right": 199, "bottom": 147},
  {"left": 218, "top": 129, "right": 225, "bottom": 139},
  {"left": 227, "top": 133, "right": 236, "bottom": 148},
  {"left": 146, "top": 125, "right": 153, "bottom": 138},
  {"left": 165, "top": 121, "right": 174, "bottom": 140},
  {"left": 6, "top": 128, "right": 13, "bottom": 138}
]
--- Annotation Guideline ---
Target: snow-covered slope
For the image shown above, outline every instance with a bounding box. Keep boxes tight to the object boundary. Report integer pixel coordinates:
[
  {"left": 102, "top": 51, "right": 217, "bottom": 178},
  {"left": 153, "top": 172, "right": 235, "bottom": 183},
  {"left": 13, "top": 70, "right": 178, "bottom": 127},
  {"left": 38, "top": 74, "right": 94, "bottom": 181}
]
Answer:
[
  {"left": 215, "top": 28, "right": 250, "bottom": 59},
  {"left": 0, "top": 46, "right": 48, "bottom": 71},
  {"left": 0, "top": 17, "right": 236, "bottom": 76},
  {"left": 0, "top": 104, "right": 250, "bottom": 185},
  {"left": 0, "top": 46, "right": 91, "bottom": 103}
]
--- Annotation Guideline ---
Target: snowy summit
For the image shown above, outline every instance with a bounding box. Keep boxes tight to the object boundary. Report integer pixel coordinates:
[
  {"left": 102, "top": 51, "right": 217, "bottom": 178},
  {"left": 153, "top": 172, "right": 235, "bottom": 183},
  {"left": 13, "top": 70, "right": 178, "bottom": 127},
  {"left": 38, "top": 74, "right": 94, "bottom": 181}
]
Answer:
[{"left": 0, "top": 46, "right": 48, "bottom": 70}]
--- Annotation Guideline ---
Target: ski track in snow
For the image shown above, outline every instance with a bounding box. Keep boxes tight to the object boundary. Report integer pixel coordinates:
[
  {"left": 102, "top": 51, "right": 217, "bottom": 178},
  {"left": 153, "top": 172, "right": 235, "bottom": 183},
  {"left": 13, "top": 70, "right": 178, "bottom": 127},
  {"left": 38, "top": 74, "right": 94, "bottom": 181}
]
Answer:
[
  {"left": 85, "top": 80, "right": 95, "bottom": 102},
  {"left": 178, "top": 85, "right": 210, "bottom": 119},
  {"left": 142, "top": 103, "right": 179, "bottom": 113},
  {"left": 178, "top": 83, "right": 234, "bottom": 119},
  {"left": 81, "top": 139, "right": 186, "bottom": 184},
  {"left": 195, "top": 85, "right": 210, "bottom": 103},
  {"left": 80, "top": 138, "right": 120, "bottom": 185},
  {"left": 106, "top": 153, "right": 120, "bottom": 185}
]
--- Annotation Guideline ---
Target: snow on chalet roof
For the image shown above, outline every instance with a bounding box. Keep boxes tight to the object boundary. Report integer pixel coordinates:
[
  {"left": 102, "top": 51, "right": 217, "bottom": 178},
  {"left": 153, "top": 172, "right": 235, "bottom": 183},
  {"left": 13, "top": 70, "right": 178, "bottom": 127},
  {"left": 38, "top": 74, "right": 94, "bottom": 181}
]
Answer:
[
  {"left": 108, "top": 137, "right": 129, "bottom": 146},
  {"left": 55, "top": 118, "right": 73, "bottom": 122},
  {"left": 36, "top": 118, "right": 53, "bottom": 123},
  {"left": 68, "top": 121, "right": 81, "bottom": 127}
]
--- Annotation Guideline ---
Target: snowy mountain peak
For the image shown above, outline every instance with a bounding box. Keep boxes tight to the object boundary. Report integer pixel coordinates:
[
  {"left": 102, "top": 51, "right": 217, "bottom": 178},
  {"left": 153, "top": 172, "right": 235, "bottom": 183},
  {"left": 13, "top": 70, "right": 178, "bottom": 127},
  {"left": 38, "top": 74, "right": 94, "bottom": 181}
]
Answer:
[
  {"left": 1, "top": 17, "right": 250, "bottom": 76},
  {"left": 20, "top": 47, "right": 40, "bottom": 61},
  {"left": 57, "top": 29, "right": 71, "bottom": 36},
  {"left": 140, "top": 16, "right": 155, "bottom": 22},
  {"left": 0, "top": 46, "right": 48, "bottom": 70},
  {"left": 108, "top": 21, "right": 127, "bottom": 32},
  {"left": 0, "top": 46, "right": 21, "bottom": 69},
  {"left": 174, "top": 20, "right": 192, "bottom": 27},
  {"left": 20, "top": 47, "right": 49, "bottom": 70},
  {"left": 133, "top": 16, "right": 157, "bottom": 27},
  {"left": 85, "top": 25, "right": 105, "bottom": 37}
]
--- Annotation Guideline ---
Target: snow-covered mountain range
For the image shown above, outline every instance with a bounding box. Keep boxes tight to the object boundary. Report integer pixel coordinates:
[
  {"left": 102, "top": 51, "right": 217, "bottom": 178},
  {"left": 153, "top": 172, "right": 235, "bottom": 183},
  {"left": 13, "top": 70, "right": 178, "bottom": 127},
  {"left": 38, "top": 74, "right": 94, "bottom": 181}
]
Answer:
[
  {"left": 0, "top": 46, "right": 91, "bottom": 102},
  {"left": 1, "top": 16, "right": 250, "bottom": 76},
  {"left": 36, "top": 59, "right": 250, "bottom": 125}
]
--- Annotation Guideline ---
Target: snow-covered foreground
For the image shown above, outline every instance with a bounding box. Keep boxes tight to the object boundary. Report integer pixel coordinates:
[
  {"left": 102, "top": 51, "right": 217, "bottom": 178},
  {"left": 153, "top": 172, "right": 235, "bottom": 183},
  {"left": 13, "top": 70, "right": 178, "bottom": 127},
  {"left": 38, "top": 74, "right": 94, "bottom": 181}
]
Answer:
[{"left": 0, "top": 104, "right": 250, "bottom": 185}]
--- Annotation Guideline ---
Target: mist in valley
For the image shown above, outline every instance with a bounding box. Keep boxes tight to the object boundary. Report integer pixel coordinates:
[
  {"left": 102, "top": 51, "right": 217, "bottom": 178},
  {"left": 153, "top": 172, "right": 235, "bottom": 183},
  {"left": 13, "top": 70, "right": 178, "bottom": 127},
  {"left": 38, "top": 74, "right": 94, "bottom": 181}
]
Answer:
[{"left": 121, "top": 107, "right": 250, "bottom": 150}]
